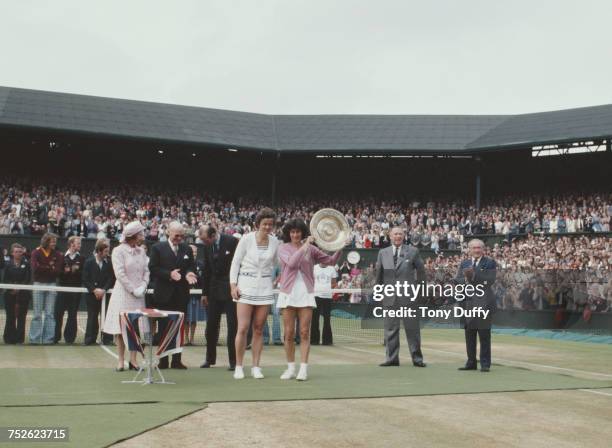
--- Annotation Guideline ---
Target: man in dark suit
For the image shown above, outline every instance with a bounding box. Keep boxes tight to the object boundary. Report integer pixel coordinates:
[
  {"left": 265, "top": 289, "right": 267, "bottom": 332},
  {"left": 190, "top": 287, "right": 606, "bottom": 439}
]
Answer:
[
  {"left": 455, "top": 238, "right": 497, "bottom": 372},
  {"left": 82, "top": 238, "right": 114, "bottom": 346},
  {"left": 55, "top": 236, "right": 84, "bottom": 344},
  {"left": 198, "top": 225, "right": 238, "bottom": 370},
  {"left": 149, "top": 222, "right": 198, "bottom": 369},
  {"left": 375, "top": 227, "right": 427, "bottom": 367}
]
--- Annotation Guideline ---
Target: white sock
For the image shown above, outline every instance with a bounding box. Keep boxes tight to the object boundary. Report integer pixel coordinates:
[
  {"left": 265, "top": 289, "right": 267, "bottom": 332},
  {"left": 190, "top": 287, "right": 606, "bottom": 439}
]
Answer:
[
  {"left": 299, "top": 363, "right": 308, "bottom": 372},
  {"left": 287, "top": 362, "right": 296, "bottom": 371}
]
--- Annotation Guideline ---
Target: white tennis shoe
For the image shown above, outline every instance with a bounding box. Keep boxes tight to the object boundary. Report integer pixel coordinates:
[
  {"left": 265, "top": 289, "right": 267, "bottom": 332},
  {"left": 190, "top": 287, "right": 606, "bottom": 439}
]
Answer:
[
  {"left": 251, "top": 367, "right": 264, "bottom": 379},
  {"left": 233, "top": 366, "right": 245, "bottom": 379},
  {"left": 280, "top": 368, "right": 296, "bottom": 380},
  {"left": 296, "top": 364, "right": 308, "bottom": 381}
]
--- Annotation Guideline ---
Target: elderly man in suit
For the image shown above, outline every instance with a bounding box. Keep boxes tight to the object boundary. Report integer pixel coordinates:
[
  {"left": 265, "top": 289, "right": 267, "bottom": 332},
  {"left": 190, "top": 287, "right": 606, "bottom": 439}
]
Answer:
[
  {"left": 455, "top": 238, "right": 497, "bottom": 372},
  {"left": 199, "top": 225, "right": 239, "bottom": 371},
  {"left": 375, "top": 227, "right": 427, "bottom": 367},
  {"left": 149, "top": 221, "right": 198, "bottom": 369}
]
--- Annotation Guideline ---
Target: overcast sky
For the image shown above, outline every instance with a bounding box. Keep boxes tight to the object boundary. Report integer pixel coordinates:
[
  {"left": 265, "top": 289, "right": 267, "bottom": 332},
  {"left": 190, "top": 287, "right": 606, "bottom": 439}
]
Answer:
[{"left": 2, "top": 0, "right": 611, "bottom": 115}]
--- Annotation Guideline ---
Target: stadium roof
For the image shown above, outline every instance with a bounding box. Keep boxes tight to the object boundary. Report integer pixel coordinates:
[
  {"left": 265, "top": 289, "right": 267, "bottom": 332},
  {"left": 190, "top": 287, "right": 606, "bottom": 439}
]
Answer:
[{"left": 0, "top": 85, "right": 611, "bottom": 153}]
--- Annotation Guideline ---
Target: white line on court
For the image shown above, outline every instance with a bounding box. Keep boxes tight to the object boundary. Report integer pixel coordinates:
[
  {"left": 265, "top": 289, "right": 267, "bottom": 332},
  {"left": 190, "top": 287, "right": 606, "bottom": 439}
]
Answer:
[
  {"left": 337, "top": 341, "right": 612, "bottom": 379},
  {"left": 579, "top": 388, "right": 612, "bottom": 397},
  {"left": 341, "top": 344, "right": 612, "bottom": 399},
  {"left": 426, "top": 347, "right": 612, "bottom": 379},
  {"left": 77, "top": 324, "right": 119, "bottom": 361},
  {"left": 98, "top": 343, "right": 119, "bottom": 360}
]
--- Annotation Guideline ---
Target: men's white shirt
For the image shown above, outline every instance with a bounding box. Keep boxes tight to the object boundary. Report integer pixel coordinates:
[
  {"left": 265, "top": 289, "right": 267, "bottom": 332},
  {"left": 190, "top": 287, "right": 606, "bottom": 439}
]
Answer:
[
  {"left": 314, "top": 265, "right": 337, "bottom": 299},
  {"left": 65, "top": 250, "right": 79, "bottom": 260},
  {"left": 392, "top": 244, "right": 402, "bottom": 259}
]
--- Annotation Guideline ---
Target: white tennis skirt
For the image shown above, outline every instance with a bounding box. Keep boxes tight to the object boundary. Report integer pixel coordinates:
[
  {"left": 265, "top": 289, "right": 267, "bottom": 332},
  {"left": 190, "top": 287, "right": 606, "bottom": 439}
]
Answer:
[
  {"left": 234, "top": 294, "right": 275, "bottom": 306},
  {"left": 276, "top": 272, "right": 317, "bottom": 309},
  {"left": 234, "top": 275, "right": 275, "bottom": 305}
]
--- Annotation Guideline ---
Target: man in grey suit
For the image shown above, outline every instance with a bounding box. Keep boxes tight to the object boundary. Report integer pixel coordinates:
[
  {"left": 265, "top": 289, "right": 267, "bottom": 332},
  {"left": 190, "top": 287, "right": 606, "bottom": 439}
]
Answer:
[{"left": 375, "top": 227, "right": 427, "bottom": 367}]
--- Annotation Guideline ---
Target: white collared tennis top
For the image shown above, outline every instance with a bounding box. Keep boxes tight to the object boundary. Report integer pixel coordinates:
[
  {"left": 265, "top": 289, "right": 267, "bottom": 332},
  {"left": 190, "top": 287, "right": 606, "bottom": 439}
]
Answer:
[{"left": 229, "top": 232, "right": 280, "bottom": 298}]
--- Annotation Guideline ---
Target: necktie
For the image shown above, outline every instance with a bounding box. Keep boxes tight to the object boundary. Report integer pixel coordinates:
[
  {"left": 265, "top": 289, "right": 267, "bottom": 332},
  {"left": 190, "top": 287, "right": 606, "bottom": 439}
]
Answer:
[{"left": 393, "top": 247, "right": 398, "bottom": 266}]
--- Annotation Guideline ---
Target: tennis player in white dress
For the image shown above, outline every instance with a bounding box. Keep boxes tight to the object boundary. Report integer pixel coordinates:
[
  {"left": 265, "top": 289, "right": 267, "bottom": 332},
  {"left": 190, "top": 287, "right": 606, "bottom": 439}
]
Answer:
[
  {"left": 230, "top": 208, "right": 280, "bottom": 379},
  {"left": 103, "top": 221, "right": 149, "bottom": 371},
  {"left": 276, "top": 218, "right": 343, "bottom": 381}
]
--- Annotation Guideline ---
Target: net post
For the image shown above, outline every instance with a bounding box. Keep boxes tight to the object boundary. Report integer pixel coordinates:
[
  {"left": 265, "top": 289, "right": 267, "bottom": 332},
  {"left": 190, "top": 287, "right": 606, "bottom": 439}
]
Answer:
[{"left": 100, "top": 293, "right": 107, "bottom": 344}]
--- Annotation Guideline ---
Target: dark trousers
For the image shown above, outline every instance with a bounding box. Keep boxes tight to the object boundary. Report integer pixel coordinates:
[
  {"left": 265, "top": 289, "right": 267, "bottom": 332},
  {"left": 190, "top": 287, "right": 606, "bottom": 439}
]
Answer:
[
  {"left": 205, "top": 299, "right": 237, "bottom": 367},
  {"left": 3, "top": 294, "right": 29, "bottom": 344},
  {"left": 464, "top": 328, "right": 491, "bottom": 368},
  {"left": 155, "top": 298, "right": 187, "bottom": 366},
  {"left": 311, "top": 297, "right": 333, "bottom": 345},
  {"left": 84, "top": 294, "right": 112, "bottom": 345},
  {"left": 54, "top": 291, "right": 80, "bottom": 343}
]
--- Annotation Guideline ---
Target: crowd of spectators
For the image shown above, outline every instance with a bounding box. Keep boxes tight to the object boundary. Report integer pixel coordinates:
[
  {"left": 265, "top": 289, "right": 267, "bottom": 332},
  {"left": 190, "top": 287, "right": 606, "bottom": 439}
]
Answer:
[
  {"left": 1, "top": 178, "right": 610, "bottom": 250},
  {"left": 1, "top": 177, "right": 611, "bottom": 319},
  {"left": 347, "top": 235, "right": 612, "bottom": 313}
]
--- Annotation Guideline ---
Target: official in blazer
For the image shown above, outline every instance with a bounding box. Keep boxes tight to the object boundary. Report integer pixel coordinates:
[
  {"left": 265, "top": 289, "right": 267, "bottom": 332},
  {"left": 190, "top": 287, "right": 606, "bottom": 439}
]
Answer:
[
  {"left": 82, "top": 238, "right": 114, "bottom": 346},
  {"left": 149, "top": 221, "right": 198, "bottom": 369},
  {"left": 375, "top": 227, "right": 427, "bottom": 367},
  {"left": 199, "top": 225, "right": 239, "bottom": 370},
  {"left": 455, "top": 238, "right": 497, "bottom": 372}
]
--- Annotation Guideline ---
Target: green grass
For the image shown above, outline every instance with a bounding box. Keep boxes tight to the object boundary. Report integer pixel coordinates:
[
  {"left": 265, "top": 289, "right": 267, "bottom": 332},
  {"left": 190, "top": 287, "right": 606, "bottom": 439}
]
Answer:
[
  {"left": 1, "top": 364, "right": 610, "bottom": 447},
  {"left": 0, "top": 402, "right": 205, "bottom": 448},
  {"left": 3, "top": 363, "right": 610, "bottom": 408},
  {"left": 2, "top": 325, "right": 611, "bottom": 447}
]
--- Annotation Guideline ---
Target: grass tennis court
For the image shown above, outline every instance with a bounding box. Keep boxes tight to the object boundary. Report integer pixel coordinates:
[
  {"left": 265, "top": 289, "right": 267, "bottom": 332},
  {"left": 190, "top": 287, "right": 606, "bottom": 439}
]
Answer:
[{"left": 1, "top": 326, "right": 611, "bottom": 448}]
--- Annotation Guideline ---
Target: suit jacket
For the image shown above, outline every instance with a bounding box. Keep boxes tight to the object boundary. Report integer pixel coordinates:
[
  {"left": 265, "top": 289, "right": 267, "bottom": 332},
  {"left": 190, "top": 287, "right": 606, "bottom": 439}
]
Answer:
[
  {"left": 60, "top": 252, "right": 84, "bottom": 287},
  {"left": 375, "top": 244, "right": 426, "bottom": 307},
  {"left": 454, "top": 256, "right": 497, "bottom": 329},
  {"left": 202, "top": 234, "right": 238, "bottom": 301},
  {"left": 82, "top": 255, "right": 114, "bottom": 299},
  {"left": 148, "top": 241, "right": 196, "bottom": 306},
  {"left": 2, "top": 258, "right": 32, "bottom": 302}
]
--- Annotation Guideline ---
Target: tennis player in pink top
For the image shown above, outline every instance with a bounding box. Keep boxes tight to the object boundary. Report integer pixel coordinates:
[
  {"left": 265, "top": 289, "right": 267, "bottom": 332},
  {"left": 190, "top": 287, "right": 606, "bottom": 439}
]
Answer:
[{"left": 276, "top": 218, "right": 344, "bottom": 381}]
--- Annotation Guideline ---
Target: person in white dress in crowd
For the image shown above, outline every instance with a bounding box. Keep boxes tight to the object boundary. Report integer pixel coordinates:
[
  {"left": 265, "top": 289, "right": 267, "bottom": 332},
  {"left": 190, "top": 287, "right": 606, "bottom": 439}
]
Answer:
[
  {"left": 103, "top": 221, "right": 149, "bottom": 371},
  {"left": 276, "top": 218, "right": 344, "bottom": 381},
  {"left": 229, "top": 208, "right": 280, "bottom": 380}
]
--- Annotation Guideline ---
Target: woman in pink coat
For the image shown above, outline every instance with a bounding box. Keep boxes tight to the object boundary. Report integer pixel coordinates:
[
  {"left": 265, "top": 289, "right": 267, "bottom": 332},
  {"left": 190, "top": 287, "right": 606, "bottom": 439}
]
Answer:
[
  {"left": 277, "top": 218, "right": 343, "bottom": 381},
  {"left": 103, "top": 221, "right": 149, "bottom": 371}
]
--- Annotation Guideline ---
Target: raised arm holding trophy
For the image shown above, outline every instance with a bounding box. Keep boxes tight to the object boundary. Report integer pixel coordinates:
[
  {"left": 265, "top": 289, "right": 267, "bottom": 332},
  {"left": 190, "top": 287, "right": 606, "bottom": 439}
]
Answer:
[{"left": 275, "top": 209, "right": 349, "bottom": 381}]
